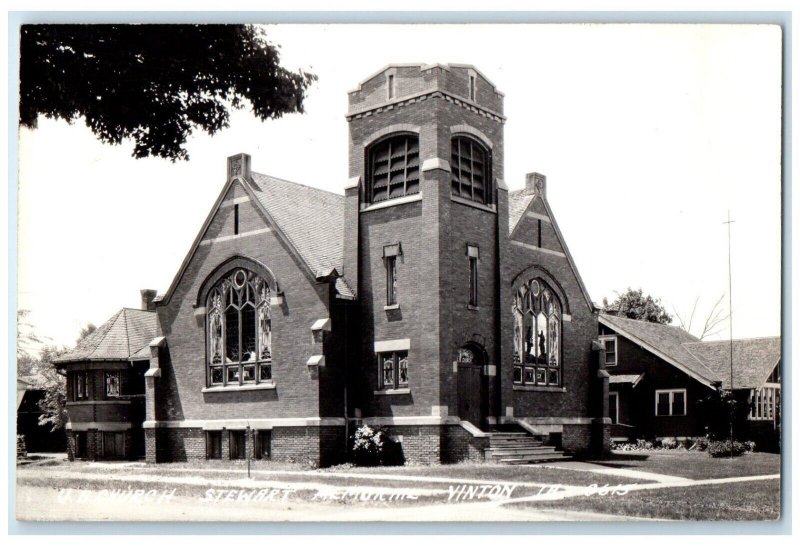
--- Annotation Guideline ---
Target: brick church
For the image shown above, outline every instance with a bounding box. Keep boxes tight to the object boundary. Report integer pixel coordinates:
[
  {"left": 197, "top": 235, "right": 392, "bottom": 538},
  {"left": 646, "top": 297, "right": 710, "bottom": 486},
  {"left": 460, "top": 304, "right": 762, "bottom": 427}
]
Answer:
[{"left": 54, "top": 64, "right": 610, "bottom": 465}]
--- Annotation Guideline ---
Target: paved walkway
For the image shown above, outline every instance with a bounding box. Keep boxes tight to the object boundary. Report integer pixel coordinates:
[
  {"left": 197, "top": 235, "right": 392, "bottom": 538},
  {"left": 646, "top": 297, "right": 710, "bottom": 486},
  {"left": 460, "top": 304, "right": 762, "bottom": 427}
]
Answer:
[
  {"left": 538, "top": 460, "right": 695, "bottom": 485},
  {"left": 15, "top": 459, "right": 780, "bottom": 522}
]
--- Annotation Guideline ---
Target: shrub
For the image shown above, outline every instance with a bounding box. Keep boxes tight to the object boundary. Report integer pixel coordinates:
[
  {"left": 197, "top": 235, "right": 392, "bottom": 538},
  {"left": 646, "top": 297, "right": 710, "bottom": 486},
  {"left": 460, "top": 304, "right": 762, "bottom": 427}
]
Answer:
[
  {"left": 692, "top": 437, "right": 710, "bottom": 451},
  {"left": 350, "top": 425, "right": 404, "bottom": 466},
  {"left": 708, "top": 439, "right": 748, "bottom": 458}
]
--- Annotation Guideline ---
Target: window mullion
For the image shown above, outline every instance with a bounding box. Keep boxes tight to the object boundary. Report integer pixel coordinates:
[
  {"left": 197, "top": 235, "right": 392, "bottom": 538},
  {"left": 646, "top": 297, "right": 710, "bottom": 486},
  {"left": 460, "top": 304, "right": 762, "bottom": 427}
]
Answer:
[
  {"left": 221, "top": 304, "right": 227, "bottom": 387},
  {"left": 238, "top": 306, "right": 243, "bottom": 386}
]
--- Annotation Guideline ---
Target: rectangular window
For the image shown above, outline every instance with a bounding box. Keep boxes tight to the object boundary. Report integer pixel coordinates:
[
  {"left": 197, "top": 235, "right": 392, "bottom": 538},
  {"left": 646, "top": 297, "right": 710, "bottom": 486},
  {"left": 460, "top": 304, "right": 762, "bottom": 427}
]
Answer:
[
  {"left": 105, "top": 371, "right": 120, "bottom": 398},
  {"left": 383, "top": 244, "right": 401, "bottom": 307},
  {"left": 469, "top": 74, "right": 476, "bottom": 100},
  {"left": 467, "top": 245, "right": 479, "bottom": 307},
  {"left": 655, "top": 389, "right": 687, "bottom": 416},
  {"left": 254, "top": 430, "right": 271, "bottom": 460},
  {"left": 388, "top": 74, "right": 395, "bottom": 99},
  {"left": 599, "top": 336, "right": 617, "bottom": 366},
  {"left": 74, "top": 371, "right": 88, "bottom": 400},
  {"left": 378, "top": 351, "right": 409, "bottom": 390},
  {"left": 750, "top": 386, "right": 780, "bottom": 420},
  {"left": 229, "top": 430, "right": 246, "bottom": 460},
  {"left": 234, "top": 203, "right": 239, "bottom": 235},
  {"left": 386, "top": 256, "right": 397, "bottom": 305},
  {"left": 206, "top": 431, "right": 222, "bottom": 459},
  {"left": 609, "top": 392, "right": 619, "bottom": 424}
]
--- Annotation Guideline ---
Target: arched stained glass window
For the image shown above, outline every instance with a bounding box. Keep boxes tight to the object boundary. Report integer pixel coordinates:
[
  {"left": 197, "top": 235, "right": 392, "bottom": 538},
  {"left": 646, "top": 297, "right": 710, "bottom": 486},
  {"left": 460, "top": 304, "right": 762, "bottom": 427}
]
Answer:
[
  {"left": 451, "top": 136, "right": 491, "bottom": 205},
  {"left": 207, "top": 269, "right": 272, "bottom": 387},
  {"left": 367, "top": 134, "right": 420, "bottom": 203},
  {"left": 512, "top": 278, "right": 562, "bottom": 387}
]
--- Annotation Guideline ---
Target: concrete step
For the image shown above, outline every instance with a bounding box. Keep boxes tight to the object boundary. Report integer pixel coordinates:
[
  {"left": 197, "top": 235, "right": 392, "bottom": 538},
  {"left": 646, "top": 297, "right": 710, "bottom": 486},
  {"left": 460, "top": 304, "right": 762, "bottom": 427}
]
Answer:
[
  {"left": 486, "top": 446, "right": 557, "bottom": 455},
  {"left": 499, "top": 454, "right": 572, "bottom": 465},
  {"left": 489, "top": 441, "right": 544, "bottom": 449}
]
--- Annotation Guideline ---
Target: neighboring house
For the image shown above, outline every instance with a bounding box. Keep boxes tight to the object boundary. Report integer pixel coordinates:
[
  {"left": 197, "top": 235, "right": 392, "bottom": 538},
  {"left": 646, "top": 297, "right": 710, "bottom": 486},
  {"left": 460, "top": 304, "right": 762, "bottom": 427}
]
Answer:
[
  {"left": 52, "top": 306, "right": 157, "bottom": 460},
  {"left": 54, "top": 63, "right": 611, "bottom": 464},
  {"left": 598, "top": 313, "right": 781, "bottom": 449},
  {"left": 16, "top": 377, "right": 67, "bottom": 453}
]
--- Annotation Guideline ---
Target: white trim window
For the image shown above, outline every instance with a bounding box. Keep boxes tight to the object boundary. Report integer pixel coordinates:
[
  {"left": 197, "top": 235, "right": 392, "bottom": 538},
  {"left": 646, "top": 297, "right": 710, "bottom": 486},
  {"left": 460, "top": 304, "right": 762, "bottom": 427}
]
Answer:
[
  {"left": 599, "top": 335, "right": 618, "bottom": 367},
  {"left": 608, "top": 391, "right": 619, "bottom": 424},
  {"left": 750, "top": 385, "right": 780, "bottom": 421},
  {"left": 655, "top": 389, "right": 686, "bottom": 416}
]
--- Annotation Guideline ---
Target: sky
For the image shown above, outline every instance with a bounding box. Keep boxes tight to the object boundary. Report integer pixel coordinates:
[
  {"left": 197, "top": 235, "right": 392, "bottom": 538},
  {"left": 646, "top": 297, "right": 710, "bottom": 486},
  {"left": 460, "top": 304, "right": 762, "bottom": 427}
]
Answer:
[{"left": 16, "top": 23, "right": 782, "bottom": 351}]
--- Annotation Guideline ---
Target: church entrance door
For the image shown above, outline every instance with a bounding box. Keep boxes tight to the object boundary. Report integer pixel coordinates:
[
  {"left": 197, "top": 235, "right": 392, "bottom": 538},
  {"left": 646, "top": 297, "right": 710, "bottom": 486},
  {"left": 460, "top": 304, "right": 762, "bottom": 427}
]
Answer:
[{"left": 457, "top": 344, "right": 486, "bottom": 428}]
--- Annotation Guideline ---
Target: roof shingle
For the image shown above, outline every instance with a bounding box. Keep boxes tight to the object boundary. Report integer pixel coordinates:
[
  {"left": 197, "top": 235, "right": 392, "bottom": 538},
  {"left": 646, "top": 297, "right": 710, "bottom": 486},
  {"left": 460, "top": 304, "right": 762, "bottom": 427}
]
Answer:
[
  {"left": 508, "top": 188, "right": 535, "bottom": 234},
  {"left": 683, "top": 337, "right": 781, "bottom": 390},
  {"left": 53, "top": 308, "right": 157, "bottom": 363},
  {"left": 247, "top": 173, "right": 352, "bottom": 297},
  {"left": 599, "top": 313, "right": 720, "bottom": 386}
]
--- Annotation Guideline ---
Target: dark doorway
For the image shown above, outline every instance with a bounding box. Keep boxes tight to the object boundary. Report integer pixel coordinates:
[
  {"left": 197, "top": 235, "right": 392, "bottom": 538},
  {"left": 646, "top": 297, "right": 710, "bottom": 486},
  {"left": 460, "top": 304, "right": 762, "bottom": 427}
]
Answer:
[{"left": 457, "top": 344, "right": 486, "bottom": 427}]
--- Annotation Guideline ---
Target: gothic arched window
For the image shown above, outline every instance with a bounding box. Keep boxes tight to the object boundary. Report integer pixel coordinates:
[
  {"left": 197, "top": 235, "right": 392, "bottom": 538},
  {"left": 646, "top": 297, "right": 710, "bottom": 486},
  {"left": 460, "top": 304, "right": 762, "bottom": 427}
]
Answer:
[
  {"left": 207, "top": 268, "right": 272, "bottom": 387},
  {"left": 366, "top": 134, "right": 420, "bottom": 204},
  {"left": 512, "top": 278, "right": 562, "bottom": 387},
  {"left": 451, "top": 136, "right": 491, "bottom": 205}
]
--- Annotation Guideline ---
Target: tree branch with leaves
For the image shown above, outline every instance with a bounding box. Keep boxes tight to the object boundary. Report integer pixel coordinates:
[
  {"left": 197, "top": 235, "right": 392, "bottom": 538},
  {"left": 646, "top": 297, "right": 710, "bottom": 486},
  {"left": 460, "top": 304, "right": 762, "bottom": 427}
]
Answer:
[{"left": 20, "top": 24, "right": 317, "bottom": 160}]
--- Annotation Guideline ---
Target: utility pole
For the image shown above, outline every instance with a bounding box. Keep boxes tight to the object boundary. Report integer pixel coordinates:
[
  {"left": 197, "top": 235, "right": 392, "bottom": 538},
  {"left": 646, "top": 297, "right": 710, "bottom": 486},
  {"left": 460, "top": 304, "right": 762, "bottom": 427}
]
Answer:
[{"left": 723, "top": 211, "right": 735, "bottom": 459}]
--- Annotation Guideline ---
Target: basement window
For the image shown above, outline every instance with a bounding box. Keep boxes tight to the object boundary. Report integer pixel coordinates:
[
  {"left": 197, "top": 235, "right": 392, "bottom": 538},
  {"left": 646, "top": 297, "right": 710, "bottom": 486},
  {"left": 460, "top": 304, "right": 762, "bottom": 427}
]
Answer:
[{"left": 206, "top": 431, "right": 222, "bottom": 459}]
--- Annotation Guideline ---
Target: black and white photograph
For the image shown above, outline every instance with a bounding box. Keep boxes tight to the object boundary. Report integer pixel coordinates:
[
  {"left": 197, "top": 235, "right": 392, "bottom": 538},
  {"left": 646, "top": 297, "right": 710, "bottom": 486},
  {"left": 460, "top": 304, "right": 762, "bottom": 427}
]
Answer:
[{"left": 11, "top": 17, "right": 784, "bottom": 527}]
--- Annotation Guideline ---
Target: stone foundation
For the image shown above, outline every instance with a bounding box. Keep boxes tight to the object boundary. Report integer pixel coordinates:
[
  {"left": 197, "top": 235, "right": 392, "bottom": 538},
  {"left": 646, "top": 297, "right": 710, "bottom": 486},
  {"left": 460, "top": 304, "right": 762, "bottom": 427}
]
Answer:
[
  {"left": 144, "top": 423, "right": 485, "bottom": 466},
  {"left": 145, "top": 425, "right": 346, "bottom": 467}
]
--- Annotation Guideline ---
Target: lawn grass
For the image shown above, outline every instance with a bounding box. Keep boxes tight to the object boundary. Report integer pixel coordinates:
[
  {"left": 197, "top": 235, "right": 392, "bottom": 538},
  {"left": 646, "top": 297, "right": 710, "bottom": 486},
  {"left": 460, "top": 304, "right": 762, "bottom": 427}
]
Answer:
[
  {"left": 581, "top": 450, "right": 780, "bottom": 480},
  {"left": 22, "top": 458, "right": 648, "bottom": 486},
  {"left": 320, "top": 461, "right": 650, "bottom": 486},
  {"left": 514, "top": 479, "right": 781, "bottom": 521}
]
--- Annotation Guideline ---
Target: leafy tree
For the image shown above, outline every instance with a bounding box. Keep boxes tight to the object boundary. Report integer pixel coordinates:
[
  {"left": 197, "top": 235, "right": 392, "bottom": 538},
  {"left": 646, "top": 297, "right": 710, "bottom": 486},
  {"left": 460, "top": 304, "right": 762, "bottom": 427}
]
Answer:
[
  {"left": 36, "top": 345, "right": 70, "bottom": 433},
  {"left": 603, "top": 288, "right": 672, "bottom": 324},
  {"left": 77, "top": 323, "right": 97, "bottom": 344},
  {"left": 17, "top": 309, "right": 44, "bottom": 363},
  {"left": 20, "top": 24, "right": 316, "bottom": 160}
]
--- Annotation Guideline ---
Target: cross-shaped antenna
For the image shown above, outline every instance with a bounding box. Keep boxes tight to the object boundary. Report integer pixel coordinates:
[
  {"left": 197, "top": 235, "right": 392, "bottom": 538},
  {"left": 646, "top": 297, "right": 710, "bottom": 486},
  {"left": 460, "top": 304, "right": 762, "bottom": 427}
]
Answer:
[{"left": 723, "top": 211, "right": 735, "bottom": 389}]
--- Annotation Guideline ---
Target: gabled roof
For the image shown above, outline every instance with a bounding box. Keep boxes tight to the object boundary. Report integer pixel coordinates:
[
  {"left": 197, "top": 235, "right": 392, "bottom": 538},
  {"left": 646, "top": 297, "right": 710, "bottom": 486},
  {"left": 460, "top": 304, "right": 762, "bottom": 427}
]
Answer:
[
  {"left": 248, "top": 173, "right": 345, "bottom": 284},
  {"left": 599, "top": 313, "right": 721, "bottom": 388},
  {"left": 508, "top": 189, "right": 535, "bottom": 234},
  {"left": 508, "top": 186, "right": 594, "bottom": 312},
  {"left": 53, "top": 308, "right": 157, "bottom": 364},
  {"left": 159, "top": 170, "right": 354, "bottom": 303},
  {"left": 683, "top": 337, "right": 781, "bottom": 390}
]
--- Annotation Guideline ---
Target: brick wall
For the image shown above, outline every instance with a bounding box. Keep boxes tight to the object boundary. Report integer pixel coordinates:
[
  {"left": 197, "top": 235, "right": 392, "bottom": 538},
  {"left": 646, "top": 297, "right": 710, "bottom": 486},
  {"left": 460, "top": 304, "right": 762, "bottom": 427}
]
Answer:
[
  {"left": 442, "top": 425, "right": 488, "bottom": 463},
  {"left": 345, "top": 82, "right": 506, "bottom": 423},
  {"left": 562, "top": 424, "right": 592, "bottom": 453},
  {"left": 154, "top": 180, "right": 332, "bottom": 422}
]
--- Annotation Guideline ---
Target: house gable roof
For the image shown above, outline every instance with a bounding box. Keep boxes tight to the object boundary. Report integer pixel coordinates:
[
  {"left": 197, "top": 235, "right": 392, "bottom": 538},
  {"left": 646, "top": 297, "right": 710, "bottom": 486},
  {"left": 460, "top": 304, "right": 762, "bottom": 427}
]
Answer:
[
  {"left": 53, "top": 308, "right": 157, "bottom": 364},
  {"left": 683, "top": 337, "right": 781, "bottom": 390},
  {"left": 599, "top": 313, "right": 720, "bottom": 388}
]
